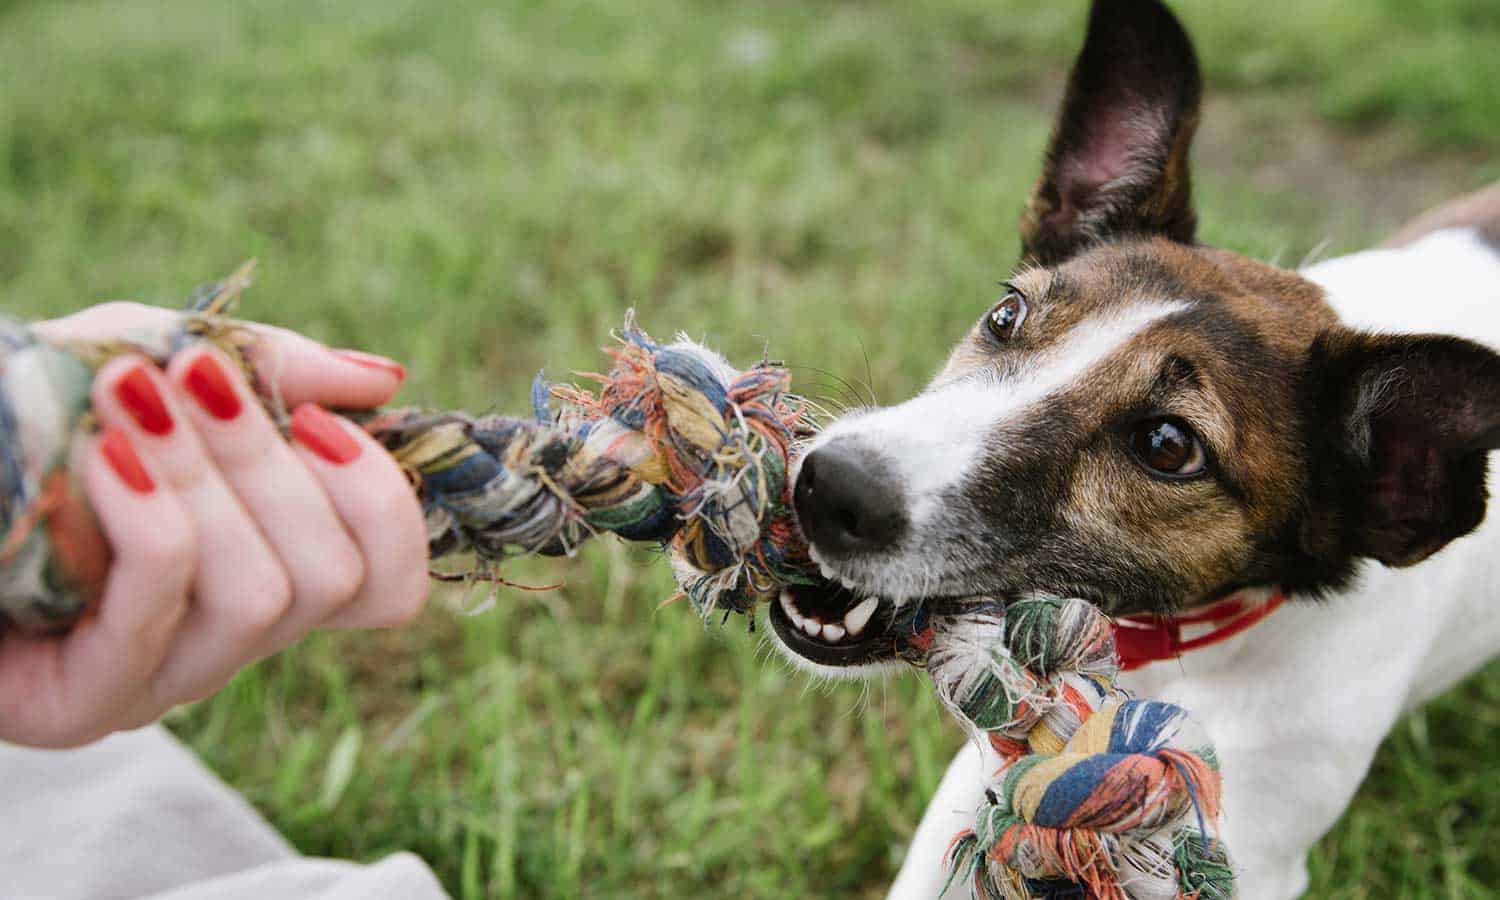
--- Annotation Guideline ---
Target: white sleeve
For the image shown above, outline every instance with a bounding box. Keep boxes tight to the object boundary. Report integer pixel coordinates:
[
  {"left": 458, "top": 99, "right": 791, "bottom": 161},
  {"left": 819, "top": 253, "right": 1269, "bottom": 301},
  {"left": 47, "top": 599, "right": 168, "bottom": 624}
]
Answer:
[{"left": 0, "top": 726, "right": 449, "bottom": 900}]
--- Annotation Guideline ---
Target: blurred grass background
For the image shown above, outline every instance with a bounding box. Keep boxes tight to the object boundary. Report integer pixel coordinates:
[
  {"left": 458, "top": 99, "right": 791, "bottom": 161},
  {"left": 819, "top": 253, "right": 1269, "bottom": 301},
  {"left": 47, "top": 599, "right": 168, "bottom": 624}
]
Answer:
[{"left": 1, "top": 0, "right": 1497, "bottom": 896}]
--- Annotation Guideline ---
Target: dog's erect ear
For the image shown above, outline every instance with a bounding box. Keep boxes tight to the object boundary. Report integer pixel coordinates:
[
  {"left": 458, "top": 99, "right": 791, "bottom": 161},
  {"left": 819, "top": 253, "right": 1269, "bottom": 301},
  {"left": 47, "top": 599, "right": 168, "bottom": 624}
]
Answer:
[
  {"left": 1308, "top": 331, "right": 1500, "bottom": 568},
  {"left": 1019, "top": 0, "right": 1202, "bottom": 267}
]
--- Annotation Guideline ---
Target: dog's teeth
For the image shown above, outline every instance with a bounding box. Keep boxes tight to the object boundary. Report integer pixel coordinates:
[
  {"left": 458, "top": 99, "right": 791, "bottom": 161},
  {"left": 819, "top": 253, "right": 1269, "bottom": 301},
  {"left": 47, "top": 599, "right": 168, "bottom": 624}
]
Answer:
[
  {"left": 844, "top": 597, "right": 878, "bottom": 635},
  {"left": 780, "top": 591, "right": 805, "bottom": 628},
  {"left": 818, "top": 561, "right": 837, "bottom": 580},
  {"left": 800, "top": 618, "right": 822, "bottom": 638},
  {"left": 821, "top": 622, "right": 845, "bottom": 642}
]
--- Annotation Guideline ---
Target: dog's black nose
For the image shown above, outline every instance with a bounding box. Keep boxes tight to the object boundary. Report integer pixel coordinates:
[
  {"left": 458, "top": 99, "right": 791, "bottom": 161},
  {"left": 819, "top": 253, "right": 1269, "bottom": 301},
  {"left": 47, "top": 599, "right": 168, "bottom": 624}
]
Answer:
[{"left": 794, "top": 441, "right": 907, "bottom": 556}]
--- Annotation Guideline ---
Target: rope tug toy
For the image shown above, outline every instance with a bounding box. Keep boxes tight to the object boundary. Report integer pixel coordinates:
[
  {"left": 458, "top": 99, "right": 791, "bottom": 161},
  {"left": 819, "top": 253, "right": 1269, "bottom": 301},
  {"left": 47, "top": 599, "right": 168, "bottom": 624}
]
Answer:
[{"left": 0, "top": 268, "right": 1232, "bottom": 898}]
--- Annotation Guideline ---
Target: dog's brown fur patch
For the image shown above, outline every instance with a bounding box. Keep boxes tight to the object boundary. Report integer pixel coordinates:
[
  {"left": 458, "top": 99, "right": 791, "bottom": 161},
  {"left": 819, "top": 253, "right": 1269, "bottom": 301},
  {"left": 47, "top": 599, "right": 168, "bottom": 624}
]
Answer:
[{"left": 927, "top": 237, "right": 1352, "bottom": 610}]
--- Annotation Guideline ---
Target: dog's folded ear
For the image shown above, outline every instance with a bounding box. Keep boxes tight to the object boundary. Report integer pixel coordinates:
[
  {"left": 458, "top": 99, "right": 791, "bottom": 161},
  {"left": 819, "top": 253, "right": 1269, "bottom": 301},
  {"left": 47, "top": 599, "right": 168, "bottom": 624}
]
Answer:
[
  {"left": 1020, "top": 0, "right": 1202, "bottom": 268},
  {"left": 1307, "top": 330, "right": 1500, "bottom": 568}
]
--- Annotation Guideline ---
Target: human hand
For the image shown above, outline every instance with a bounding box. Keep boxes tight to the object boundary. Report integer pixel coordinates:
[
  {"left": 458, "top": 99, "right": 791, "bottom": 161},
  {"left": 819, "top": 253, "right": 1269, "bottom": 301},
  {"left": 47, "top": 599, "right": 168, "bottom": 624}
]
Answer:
[{"left": 0, "top": 302, "right": 429, "bottom": 748}]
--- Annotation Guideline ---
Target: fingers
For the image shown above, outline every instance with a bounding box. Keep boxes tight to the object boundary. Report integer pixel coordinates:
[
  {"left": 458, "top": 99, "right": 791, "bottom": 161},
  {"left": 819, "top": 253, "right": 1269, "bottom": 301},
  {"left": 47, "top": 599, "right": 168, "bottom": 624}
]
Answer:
[
  {"left": 89, "top": 354, "right": 290, "bottom": 706},
  {"left": 241, "top": 323, "right": 404, "bottom": 410},
  {"left": 34, "top": 300, "right": 405, "bottom": 411},
  {"left": 163, "top": 346, "right": 369, "bottom": 651},
  {"left": 288, "top": 404, "right": 430, "bottom": 629},
  {"left": 0, "top": 428, "right": 193, "bottom": 747}
]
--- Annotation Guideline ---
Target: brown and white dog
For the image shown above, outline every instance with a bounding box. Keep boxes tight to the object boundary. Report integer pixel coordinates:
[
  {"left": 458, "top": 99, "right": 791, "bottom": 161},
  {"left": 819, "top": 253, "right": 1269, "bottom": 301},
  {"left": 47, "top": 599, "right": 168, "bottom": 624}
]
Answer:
[{"left": 762, "top": 1, "right": 1500, "bottom": 897}]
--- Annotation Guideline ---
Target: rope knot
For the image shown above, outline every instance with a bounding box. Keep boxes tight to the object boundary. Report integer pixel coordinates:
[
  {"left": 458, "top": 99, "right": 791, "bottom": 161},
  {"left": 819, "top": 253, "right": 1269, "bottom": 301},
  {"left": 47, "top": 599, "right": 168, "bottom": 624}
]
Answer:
[{"left": 929, "top": 598, "right": 1233, "bottom": 899}]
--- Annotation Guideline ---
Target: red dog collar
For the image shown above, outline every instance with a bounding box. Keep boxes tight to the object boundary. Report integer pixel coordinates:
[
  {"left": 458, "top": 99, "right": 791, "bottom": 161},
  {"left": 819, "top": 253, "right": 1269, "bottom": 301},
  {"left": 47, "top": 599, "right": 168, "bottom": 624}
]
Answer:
[{"left": 1113, "top": 588, "right": 1286, "bottom": 671}]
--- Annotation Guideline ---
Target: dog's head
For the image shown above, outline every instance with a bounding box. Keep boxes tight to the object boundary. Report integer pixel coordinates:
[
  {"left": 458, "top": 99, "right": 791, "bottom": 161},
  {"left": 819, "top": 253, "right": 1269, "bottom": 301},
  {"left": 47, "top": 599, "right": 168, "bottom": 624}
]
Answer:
[{"left": 769, "top": 0, "right": 1500, "bottom": 675}]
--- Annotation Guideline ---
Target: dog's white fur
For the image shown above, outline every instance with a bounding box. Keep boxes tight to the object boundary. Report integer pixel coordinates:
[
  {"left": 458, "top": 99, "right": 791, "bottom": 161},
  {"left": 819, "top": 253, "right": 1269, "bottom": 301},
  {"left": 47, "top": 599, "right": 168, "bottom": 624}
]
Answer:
[{"left": 889, "top": 226, "right": 1500, "bottom": 900}]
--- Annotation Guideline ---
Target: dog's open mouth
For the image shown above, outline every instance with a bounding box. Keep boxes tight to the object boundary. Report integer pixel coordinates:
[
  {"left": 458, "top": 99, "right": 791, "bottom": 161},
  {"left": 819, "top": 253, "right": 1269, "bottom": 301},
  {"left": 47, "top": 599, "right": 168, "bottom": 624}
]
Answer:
[{"left": 767, "top": 579, "right": 933, "bottom": 668}]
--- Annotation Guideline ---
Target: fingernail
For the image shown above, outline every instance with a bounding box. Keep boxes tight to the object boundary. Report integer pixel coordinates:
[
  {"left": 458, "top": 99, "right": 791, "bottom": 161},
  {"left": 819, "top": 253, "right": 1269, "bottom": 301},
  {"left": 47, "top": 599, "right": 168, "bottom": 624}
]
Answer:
[
  {"left": 290, "top": 404, "right": 362, "bottom": 465},
  {"left": 99, "top": 427, "right": 156, "bottom": 493},
  {"left": 113, "top": 365, "right": 174, "bottom": 435},
  {"left": 333, "top": 349, "right": 406, "bottom": 382},
  {"left": 183, "top": 354, "right": 243, "bottom": 421}
]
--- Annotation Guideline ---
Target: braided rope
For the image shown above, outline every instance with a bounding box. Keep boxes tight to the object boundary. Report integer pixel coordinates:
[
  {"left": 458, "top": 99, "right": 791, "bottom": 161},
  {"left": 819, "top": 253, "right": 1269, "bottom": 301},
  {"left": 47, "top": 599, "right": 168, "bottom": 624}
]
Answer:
[
  {"left": 0, "top": 269, "right": 1233, "bottom": 896},
  {"left": 363, "top": 317, "right": 818, "bottom": 616}
]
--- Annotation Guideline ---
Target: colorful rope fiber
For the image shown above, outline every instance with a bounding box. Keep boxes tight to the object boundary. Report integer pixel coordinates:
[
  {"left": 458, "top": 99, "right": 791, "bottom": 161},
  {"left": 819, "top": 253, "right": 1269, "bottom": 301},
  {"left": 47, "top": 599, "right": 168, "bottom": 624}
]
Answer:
[
  {"left": 0, "top": 267, "right": 1232, "bottom": 897},
  {"left": 927, "top": 597, "right": 1234, "bottom": 899}
]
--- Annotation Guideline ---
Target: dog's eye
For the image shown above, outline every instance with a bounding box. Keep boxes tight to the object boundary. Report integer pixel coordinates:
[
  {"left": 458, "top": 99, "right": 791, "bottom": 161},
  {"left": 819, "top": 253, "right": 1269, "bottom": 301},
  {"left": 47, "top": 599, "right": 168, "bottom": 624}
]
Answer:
[
  {"left": 1129, "top": 417, "right": 1207, "bottom": 477},
  {"left": 985, "top": 290, "right": 1028, "bottom": 343}
]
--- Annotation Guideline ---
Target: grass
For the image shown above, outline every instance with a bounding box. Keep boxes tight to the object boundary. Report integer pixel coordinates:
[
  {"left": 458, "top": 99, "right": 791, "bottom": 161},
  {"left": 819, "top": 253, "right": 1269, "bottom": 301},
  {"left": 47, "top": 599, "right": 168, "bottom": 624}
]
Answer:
[{"left": 1, "top": 0, "right": 1496, "bottom": 896}]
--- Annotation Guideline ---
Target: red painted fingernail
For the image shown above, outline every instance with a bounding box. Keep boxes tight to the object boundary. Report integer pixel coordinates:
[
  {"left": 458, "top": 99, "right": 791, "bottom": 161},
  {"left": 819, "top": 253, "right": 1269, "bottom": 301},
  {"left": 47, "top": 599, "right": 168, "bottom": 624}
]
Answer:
[
  {"left": 113, "top": 365, "right": 174, "bottom": 435},
  {"left": 333, "top": 349, "right": 406, "bottom": 382},
  {"left": 99, "top": 427, "right": 155, "bottom": 493},
  {"left": 290, "top": 404, "right": 362, "bottom": 465},
  {"left": 183, "top": 354, "right": 243, "bottom": 421}
]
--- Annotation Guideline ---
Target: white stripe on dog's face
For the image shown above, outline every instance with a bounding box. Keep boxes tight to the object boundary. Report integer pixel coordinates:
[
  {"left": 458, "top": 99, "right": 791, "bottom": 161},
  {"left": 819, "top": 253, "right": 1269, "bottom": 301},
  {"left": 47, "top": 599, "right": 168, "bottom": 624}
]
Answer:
[{"left": 801, "top": 299, "right": 1189, "bottom": 537}]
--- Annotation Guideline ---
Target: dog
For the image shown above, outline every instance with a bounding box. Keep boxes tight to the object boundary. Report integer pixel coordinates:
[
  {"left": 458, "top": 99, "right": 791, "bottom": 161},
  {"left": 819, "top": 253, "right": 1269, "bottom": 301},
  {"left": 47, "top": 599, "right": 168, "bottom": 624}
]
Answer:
[{"left": 760, "top": 1, "right": 1500, "bottom": 897}]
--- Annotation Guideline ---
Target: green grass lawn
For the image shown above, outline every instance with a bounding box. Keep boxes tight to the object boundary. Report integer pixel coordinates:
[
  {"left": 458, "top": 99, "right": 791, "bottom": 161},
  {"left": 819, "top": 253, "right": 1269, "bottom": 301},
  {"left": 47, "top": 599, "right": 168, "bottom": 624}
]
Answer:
[{"left": 2, "top": 0, "right": 1497, "bottom": 896}]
